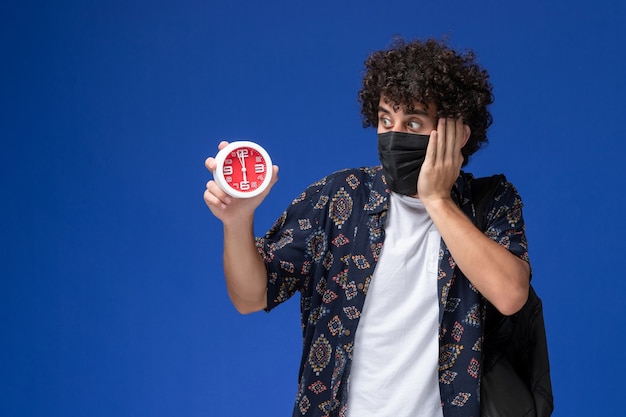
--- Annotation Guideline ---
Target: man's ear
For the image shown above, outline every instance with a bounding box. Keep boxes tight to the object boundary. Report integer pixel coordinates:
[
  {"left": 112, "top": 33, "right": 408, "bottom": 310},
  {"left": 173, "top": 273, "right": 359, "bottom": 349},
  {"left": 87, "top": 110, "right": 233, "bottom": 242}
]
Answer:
[{"left": 462, "top": 124, "right": 471, "bottom": 147}]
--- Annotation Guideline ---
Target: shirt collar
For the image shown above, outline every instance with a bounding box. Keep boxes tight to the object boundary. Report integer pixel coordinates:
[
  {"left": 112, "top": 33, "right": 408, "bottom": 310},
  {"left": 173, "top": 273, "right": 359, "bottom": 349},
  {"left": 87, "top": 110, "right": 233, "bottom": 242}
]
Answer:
[{"left": 370, "top": 167, "right": 471, "bottom": 214}]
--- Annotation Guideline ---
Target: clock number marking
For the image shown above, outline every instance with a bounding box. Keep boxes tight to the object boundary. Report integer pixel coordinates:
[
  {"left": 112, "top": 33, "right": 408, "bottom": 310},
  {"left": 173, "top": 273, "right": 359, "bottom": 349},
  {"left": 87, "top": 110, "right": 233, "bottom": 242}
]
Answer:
[{"left": 254, "top": 163, "right": 265, "bottom": 173}]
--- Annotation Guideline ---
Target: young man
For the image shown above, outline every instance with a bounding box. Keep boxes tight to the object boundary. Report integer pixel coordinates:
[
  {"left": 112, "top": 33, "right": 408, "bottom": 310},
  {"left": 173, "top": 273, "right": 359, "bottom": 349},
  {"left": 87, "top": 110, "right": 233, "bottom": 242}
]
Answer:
[{"left": 204, "top": 38, "right": 530, "bottom": 417}]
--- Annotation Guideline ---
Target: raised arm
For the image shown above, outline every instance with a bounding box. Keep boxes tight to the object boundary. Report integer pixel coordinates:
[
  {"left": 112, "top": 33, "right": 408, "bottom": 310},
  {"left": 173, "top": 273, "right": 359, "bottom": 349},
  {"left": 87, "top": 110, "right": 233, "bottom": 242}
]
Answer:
[
  {"left": 418, "top": 119, "right": 530, "bottom": 316},
  {"left": 204, "top": 141, "right": 279, "bottom": 314}
]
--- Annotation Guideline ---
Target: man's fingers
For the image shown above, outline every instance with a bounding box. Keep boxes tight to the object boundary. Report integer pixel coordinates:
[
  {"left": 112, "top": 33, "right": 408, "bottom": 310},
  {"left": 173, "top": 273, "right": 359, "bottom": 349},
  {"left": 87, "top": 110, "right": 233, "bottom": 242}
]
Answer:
[
  {"left": 424, "top": 129, "right": 438, "bottom": 166},
  {"left": 436, "top": 117, "right": 447, "bottom": 164},
  {"left": 204, "top": 180, "right": 232, "bottom": 208},
  {"left": 440, "top": 118, "right": 466, "bottom": 163},
  {"left": 444, "top": 117, "right": 456, "bottom": 160},
  {"left": 453, "top": 118, "right": 465, "bottom": 156},
  {"left": 205, "top": 156, "right": 216, "bottom": 171},
  {"left": 270, "top": 165, "right": 279, "bottom": 185},
  {"left": 206, "top": 141, "right": 233, "bottom": 171}
]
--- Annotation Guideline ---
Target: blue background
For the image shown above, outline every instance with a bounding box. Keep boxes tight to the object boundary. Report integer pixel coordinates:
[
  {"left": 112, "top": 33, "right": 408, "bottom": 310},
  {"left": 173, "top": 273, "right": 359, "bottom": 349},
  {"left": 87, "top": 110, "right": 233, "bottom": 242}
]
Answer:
[{"left": 2, "top": 0, "right": 625, "bottom": 415}]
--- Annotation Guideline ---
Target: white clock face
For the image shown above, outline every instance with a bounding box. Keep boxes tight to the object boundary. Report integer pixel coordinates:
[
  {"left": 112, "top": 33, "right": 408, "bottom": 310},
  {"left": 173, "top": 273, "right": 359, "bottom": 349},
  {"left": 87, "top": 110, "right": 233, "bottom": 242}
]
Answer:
[{"left": 213, "top": 141, "right": 273, "bottom": 198}]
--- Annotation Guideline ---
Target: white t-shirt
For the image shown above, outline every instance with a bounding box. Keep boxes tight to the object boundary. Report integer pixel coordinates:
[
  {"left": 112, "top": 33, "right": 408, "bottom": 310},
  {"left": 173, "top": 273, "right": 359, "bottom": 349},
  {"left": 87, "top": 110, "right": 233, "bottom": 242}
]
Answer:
[{"left": 346, "top": 193, "right": 443, "bottom": 417}]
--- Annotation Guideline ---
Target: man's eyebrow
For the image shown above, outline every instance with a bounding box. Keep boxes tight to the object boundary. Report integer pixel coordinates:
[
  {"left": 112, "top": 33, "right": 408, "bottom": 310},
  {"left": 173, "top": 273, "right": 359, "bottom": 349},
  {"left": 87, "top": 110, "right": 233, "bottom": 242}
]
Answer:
[
  {"left": 377, "top": 105, "right": 429, "bottom": 116},
  {"left": 405, "top": 107, "right": 429, "bottom": 116}
]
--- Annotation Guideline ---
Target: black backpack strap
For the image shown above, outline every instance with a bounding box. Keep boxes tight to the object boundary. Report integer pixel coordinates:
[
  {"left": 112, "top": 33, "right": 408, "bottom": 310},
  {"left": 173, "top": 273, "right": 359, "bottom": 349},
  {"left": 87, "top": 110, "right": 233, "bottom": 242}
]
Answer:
[
  {"left": 470, "top": 175, "right": 507, "bottom": 339},
  {"left": 470, "top": 174, "right": 504, "bottom": 232},
  {"left": 472, "top": 174, "right": 554, "bottom": 417}
]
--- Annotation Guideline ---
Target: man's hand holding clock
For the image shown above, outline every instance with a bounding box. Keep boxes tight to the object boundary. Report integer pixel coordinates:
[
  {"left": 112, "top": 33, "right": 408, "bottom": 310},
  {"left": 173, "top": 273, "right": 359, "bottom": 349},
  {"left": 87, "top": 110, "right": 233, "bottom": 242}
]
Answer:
[
  {"left": 204, "top": 140, "right": 277, "bottom": 313},
  {"left": 204, "top": 141, "right": 279, "bottom": 226}
]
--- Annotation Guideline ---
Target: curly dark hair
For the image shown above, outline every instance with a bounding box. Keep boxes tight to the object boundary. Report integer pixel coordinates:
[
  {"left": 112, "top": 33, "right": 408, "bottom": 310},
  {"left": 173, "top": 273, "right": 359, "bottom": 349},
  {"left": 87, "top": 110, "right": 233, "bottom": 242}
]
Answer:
[{"left": 358, "top": 38, "right": 494, "bottom": 166}]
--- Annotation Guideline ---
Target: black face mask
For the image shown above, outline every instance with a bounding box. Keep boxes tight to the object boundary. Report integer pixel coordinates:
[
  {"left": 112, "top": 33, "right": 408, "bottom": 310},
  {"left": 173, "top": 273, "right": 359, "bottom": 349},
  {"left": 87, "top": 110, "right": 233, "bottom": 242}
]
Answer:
[{"left": 377, "top": 131, "right": 430, "bottom": 196}]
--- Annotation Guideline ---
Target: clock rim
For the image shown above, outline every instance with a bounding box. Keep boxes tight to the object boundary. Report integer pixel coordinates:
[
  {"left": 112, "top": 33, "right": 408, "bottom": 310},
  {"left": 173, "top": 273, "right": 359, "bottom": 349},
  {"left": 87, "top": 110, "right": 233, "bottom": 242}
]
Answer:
[{"left": 213, "top": 140, "right": 273, "bottom": 198}]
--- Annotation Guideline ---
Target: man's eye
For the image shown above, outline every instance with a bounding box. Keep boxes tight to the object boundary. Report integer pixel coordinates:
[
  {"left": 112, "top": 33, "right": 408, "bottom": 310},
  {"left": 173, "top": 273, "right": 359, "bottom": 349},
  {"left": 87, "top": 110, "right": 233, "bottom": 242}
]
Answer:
[
  {"left": 380, "top": 117, "right": 392, "bottom": 127},
  {"left": 408, "top": 121, "right": 421, "bottom": 129}
]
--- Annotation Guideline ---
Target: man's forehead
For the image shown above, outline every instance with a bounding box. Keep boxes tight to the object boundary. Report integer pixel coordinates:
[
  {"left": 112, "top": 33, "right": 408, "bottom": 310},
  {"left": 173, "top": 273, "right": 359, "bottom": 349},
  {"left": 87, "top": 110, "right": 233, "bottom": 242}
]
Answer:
[{"left": 379, "top": 96, "right": 435, "bottom": 115}]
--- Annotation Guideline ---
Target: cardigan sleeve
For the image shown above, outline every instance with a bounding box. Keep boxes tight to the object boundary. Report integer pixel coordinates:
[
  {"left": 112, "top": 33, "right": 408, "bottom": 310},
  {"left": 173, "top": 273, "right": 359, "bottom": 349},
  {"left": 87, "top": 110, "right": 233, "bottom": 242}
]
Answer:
[{"left": 255, "top": 176, "right": 331, "bottom": 311}]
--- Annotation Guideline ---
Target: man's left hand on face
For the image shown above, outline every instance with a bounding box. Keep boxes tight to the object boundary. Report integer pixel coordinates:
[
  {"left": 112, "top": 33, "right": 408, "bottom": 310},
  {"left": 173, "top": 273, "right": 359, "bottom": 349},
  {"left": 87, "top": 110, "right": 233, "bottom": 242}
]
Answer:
[{"left": 417, "top": 117, "right": 470, "bottom": 202}]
